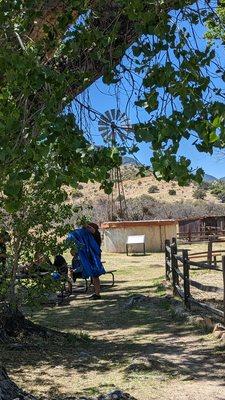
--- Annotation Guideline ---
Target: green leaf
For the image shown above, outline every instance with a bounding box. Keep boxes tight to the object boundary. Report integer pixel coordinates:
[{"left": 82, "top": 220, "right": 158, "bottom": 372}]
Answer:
[{"left": 209, "top": 131, "right": 219, "bottom": 143}]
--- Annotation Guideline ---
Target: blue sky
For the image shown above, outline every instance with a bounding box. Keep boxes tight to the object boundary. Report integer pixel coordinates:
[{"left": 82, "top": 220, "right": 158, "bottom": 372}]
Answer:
[
  {"left": 72, "top": 77, "right": 225, "bottom": 179},
  {"left": 71, "top": 5, "right": 225, "bottom": 179}
]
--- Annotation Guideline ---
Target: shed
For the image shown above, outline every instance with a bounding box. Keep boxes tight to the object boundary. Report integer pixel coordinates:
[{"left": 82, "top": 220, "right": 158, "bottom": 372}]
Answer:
[
  {"left": 101, "top": 220, "right": 177, "bottom": 253},
  {"left": 178, "top": 215, "right": 225, "bottom": 236}
]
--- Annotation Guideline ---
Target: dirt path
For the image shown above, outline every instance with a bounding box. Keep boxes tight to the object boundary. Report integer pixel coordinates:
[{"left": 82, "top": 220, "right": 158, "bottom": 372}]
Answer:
[{"left": 1, "top": 252, "right": 225, "bottom": 399}]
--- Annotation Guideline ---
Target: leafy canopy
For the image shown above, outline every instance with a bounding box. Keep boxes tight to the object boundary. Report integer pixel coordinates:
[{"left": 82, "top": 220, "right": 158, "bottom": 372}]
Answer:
[{"left": 0, "top": 0, "right": 225, "bottom": 199}]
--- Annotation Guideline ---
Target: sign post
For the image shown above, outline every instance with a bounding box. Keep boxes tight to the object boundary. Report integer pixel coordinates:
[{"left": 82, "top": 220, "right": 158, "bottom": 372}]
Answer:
[{"left": 126, "top": 235, "right": 146, "bottom": 255}]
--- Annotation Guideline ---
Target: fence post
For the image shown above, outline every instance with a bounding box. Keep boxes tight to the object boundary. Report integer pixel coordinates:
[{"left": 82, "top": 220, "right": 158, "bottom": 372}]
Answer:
[
  {"left": 171, "top": 241, "right": 178, "bottom": 296},
  {"left": 183, "top": 249, "right": 190, "bottom": 309},
  {"left": 207, "top": 235, "right": 213, "bottom": 264},
  {"left": 222, "top": 256, "right": 225, "bottom": 326},
  {"left": 172, "top": 237, "right": 179, "bottom": 289},
  {"left": 165, "top": 239, "right": 170, "bottom": 280},
  {"left": 188, "top": 229, "right": 191, "bottom": 243}
]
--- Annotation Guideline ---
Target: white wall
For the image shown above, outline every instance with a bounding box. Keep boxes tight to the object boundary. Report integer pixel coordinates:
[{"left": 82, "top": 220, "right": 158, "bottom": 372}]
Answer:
[{"left": 102, "top": 224, "right": 177, "bottom": 253}]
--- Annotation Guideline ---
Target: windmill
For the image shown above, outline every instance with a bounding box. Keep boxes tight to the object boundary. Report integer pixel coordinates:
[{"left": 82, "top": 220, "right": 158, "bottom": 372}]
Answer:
[{"left": 98, "top": 109, "right": 134, "bottom": 221}]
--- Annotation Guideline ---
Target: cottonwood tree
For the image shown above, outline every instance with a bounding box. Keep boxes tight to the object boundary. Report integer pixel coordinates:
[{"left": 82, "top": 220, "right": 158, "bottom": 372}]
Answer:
[
  {"left": 1, "top": 0, "right": 225, "bottom": 196},
  {"left": 1, "top": 1, "right": 225, "bottom": 397},
  {"left": 1, "top": 0, "right": 225, "bottom": 321},
  {"left": 0, "top": 0, "right": 224, "bottom": 322}
]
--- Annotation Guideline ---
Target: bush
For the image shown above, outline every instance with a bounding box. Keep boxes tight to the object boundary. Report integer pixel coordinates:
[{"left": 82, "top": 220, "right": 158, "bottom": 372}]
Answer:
[
  {"left": 140, "top": 194, "right": 155, "bottom": 202},
  {"left": 77, "top": 183, "right": 84, "bottom": 190},
  {"left": 200, "top": 181, "right": 211, "bottom": 190},
  {"left": 142, "top": 206, "right": 153, "bottom": 216},
  {"left": 72, "top": 190, "right": 83, "bottom": 198},
  {"left": 193, "top": 187, "right": 206, "bottom": 200},
  {"left": 168, "top": 189, "right": 176, "bottom": 196},
  {"left": 210, "top": 181, "right": 225, "bottom": 200},
  {"left": 131, "top": 213, "right": 141, "bottom": 221},
  {"left": 116, "top": 194, "right": 125, "bottom": 202},
  {"left": 148, "top": 185, "right": 159, "bottom": 193}
]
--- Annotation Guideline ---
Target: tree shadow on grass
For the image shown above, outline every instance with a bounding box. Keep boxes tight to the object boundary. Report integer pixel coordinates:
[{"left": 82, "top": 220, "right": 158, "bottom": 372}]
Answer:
[{"left": 2, "top": 288, "right": 225, "bottom": 393}]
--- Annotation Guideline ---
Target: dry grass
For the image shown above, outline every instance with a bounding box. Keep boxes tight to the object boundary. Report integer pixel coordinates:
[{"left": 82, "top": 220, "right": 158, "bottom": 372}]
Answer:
[
  {"left": 1, "top": 249, "right": 225, "bottom": 400},
  {"left": 72, "top": 170, "right": 219, "bottom": 206}
]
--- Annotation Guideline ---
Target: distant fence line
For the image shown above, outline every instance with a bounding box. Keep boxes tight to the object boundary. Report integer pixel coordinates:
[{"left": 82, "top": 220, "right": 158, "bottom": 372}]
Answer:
[
  {"left": 165, "top": 238, "right": 225, "bottom": 323},
  {"left": 177, "top": 227, "right": 225, "bottom": 244}
]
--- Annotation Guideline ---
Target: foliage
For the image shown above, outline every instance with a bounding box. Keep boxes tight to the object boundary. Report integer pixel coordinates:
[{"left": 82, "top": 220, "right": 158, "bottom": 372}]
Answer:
[
  {"left": 210, "top": 181, "right": 225, "bottom": 200},
  {"left": 100, "top": 1, "right": 225, "bottom": 184},
  {"left": 148, "top": 185, "right": 159, "bottom": 193},
  {"left": 168, "top": 189, "right": 176, "bottom": 196},
  {"left": 0, "top": 171, "right": 74, "bottom": 308},
  {"left": 1, "top": 0, "right": 225, "bottom": 310},
  {"left": 116, "top": 194, "right": 126, "bottom": 202},
  {"left": 199, "top": 181, "right": 211, "bottom": 191},
  {"left": 77, "top": 184, "right": 84, "bottom": 190},
  {"left": 72, "top": 190, "right": 84, "bottom": 199},
  {"left": 193, "top": 187, "right": 207, "bottom": 200},
  {"left": 1, "top": 0, "right": 225, "bottom": 198}
]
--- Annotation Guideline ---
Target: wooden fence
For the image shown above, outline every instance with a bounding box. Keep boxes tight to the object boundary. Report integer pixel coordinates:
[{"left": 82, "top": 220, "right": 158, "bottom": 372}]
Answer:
[
  {"left": 165, "top": 238, "right": 225, "bottom": 324},
  {"left": 177, "top": 229, "right": 225, "bottom": 244}
]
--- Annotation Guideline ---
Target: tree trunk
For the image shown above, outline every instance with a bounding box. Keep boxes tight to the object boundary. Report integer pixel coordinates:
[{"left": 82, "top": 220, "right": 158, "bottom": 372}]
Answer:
[
  {"left": 7, "top": 237, "right": 20, "bottom": 310},
  {"left": 0, "top": 367, "right": 37, "bottom": 400},
  {"left": 0, "top": 304, "right": 48, "bottom": 339}
]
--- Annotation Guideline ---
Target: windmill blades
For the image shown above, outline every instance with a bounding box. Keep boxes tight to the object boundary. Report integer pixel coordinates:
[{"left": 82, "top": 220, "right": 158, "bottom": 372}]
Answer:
[
  {"left": 116, "top": 127, "right": 133, "bottom": 141},
  {"left": 105, "top": 110, "right": 112, "bottom": 121},
  {"left": 111, "top": 109, "right": 116, "bottom": 120},
  {"left": 101, "top": 132, "right": 113, "bottom": 143},
  {"left": 98, "top": 117, "right": 110, "bottom": 128},
  {"left": 98, "top": 124, "right": 111, "bottom": 135},
  {"left": 98, "top": 108, "right": 134, "bottom": 146},
  {"left": 115, "top": 127, "right": 129, "bottom": 142},
  {"left": 116, "top": 109, "right": 121, "bottom": 120}
]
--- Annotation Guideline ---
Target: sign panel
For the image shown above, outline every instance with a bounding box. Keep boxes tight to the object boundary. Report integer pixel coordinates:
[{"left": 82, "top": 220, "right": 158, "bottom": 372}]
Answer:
[{"left": 126, "top": 235, "right": 145, "bottom": 245}]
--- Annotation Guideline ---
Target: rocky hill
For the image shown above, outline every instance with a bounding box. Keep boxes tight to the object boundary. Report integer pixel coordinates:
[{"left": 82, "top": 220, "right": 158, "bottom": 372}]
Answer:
[{"left": 69, "top": 164, "right": 225, "bottom": 224}]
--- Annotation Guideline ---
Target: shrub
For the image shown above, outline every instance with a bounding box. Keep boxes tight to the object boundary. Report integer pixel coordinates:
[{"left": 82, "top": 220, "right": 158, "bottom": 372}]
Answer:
[
  {"left": 193, "top": 187, "right": 206, "bottom": 200},
  {"left": 200, "top": 182, "right": 211, "bottom": 190},
  {"left": 140, "top": 194, "right": 155, "bottom": 202},
  {"left": 168, "top": 189, "right": 176, "bottom": 196},
  {"left": 72, "top": 190, "right": 83, "bottom": 198},
  {"left": 210, "top": 181, "right": 225, "bottom": 200},
  {"left": 148, "top": 185, "right": 159, "bottom": 193},
  {"left": 142, "top": 206, "right": 153, "bottom": 216},
  {"left": 77, "top": 183, "right": 84, "bottom": 190},
  {"left": 116, "top": 194, "right": 125, "bottom": 202},
  {"left": 131, "top": 213, "right": 141, "bottom": 221}
]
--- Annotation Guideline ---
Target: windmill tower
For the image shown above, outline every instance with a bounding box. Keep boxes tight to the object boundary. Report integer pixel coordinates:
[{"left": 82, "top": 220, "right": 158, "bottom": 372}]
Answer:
[{"left": 98, "top": 109, "right": 133, "bottom": 221}]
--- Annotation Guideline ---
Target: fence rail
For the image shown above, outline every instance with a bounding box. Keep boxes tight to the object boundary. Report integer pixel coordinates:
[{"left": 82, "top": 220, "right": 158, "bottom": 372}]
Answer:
[
  {"left": 165, "top": 238, "right": 225, "bottom": 323},
  {"left": 177, "top": 228, "right": 225, "bottom": 244}
]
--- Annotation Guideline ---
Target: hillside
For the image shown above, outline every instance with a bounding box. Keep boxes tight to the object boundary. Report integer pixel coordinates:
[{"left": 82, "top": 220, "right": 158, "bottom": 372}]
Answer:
[{"left": 69, "top": 164, "right": 225, "bottom": 223}]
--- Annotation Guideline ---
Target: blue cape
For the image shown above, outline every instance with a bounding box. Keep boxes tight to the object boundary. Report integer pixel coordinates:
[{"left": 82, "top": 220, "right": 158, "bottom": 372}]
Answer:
[{"left": 67, "top": 228, "right": 105, "bottom": 278}]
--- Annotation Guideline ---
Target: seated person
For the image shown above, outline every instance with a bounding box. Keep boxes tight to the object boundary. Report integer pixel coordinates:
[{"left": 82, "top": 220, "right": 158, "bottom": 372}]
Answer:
[
  {"left": 53, "top": 254, "right": 68, "bottom": 276},
  {"left": 32, "top": 252, "right": 52, "bottom": 273},
  {"left": 18, "top": 253, "right": 52, "bottom": 276},
  {"left": 70, "top": 248, "right": 83, "bottom": 282}
]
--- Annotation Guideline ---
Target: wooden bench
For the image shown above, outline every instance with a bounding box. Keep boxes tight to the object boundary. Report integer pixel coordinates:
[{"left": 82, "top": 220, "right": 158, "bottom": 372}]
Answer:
[{"left": 83, "top": 269, "right": 117, "bottom": 292}]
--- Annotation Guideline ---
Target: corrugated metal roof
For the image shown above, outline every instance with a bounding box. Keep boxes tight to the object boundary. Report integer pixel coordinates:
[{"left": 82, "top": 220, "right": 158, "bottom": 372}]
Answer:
[
  {"left": 101, "top": 219, "right": 177, "bottom": 229},
  {"left": 177, "top": 215, "right": 225, "bottom": 222}
]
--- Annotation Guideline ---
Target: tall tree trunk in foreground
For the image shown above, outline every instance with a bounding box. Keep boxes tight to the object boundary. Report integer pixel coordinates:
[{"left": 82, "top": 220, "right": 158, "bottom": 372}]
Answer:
[{"left": 0, "top": 367, "right": 36, "bottom": 400}]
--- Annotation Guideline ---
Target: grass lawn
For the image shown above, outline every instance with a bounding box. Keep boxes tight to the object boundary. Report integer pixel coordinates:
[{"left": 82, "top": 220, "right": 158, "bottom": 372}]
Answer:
[{"left": 1, "top": 249, "right": 225, "bottom": 400}]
